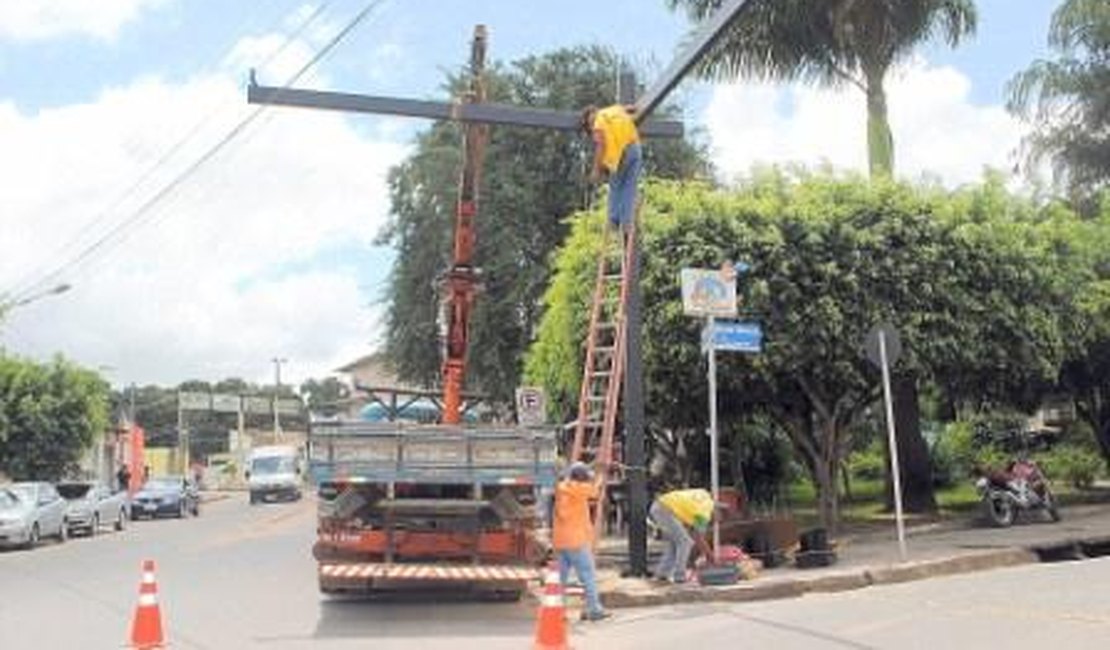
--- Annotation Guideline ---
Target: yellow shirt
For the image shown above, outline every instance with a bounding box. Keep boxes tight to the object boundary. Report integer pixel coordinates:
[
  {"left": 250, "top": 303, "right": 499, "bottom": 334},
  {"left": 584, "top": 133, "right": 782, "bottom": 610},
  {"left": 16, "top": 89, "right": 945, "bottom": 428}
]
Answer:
[
  {"left": 553, "top": 480, "right": 598, "bottom": 550},
  {"left": 593, "top": 105, "right": 640, "bottom": 172},
  {"left": 658, "top": 489, "right": 713, "bottom": 531}
]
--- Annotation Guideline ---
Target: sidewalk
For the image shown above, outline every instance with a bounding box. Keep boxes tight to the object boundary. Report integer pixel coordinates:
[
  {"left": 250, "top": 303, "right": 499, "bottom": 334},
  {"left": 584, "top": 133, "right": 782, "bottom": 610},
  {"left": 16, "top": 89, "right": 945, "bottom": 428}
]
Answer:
[{"left": 590, "top": 503, "right": 1110, "bottom": 609}]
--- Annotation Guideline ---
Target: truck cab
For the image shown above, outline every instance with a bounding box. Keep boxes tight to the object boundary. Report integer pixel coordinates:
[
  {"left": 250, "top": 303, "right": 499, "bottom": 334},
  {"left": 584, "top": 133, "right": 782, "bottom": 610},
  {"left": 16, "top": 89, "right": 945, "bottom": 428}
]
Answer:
[{"left": 246, "top": 445, "right": 303, "bottom": 505}]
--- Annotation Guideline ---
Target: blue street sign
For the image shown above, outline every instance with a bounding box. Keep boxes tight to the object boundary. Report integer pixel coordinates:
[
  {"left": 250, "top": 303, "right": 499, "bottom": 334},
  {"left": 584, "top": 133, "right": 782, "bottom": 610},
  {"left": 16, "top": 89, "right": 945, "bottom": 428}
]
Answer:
[{"left": 711, "top": 321, "right": 762, "bottom": 353}]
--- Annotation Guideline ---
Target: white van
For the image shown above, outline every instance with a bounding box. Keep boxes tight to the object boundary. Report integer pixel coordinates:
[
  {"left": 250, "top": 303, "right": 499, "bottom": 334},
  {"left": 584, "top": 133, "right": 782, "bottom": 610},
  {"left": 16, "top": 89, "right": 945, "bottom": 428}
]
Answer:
[{"left": 246, "top": 445, "right": 303, "bottom": 504}]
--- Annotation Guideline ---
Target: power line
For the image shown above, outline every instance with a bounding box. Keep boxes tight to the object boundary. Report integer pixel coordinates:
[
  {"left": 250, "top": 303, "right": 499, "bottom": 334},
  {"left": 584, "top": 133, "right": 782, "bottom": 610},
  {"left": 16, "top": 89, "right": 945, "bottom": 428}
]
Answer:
[{"left": 8, "top": 0, "right": 385, "bottom": 302}]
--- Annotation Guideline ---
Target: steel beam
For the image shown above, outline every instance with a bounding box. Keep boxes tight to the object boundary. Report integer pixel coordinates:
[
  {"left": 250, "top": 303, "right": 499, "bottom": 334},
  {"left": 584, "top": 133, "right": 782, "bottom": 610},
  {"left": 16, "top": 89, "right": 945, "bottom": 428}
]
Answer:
[
  {"left": 248, "top": 84, "right": 684, "bottom": 138},
  {"left": 634, "top": 0, "right": 752, "bottom": 120}
]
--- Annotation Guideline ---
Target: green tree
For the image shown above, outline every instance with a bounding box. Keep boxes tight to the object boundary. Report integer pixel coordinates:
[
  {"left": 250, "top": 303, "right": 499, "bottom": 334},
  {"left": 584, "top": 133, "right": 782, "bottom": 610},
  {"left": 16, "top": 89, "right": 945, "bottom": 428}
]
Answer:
[
  {"left": 300, "top": 377, "right": 350, "bottom": 417},
  {"left": 1007, "top": 0, "right": 1110, "bottom": 206},
  {"left": 527, "top": 175, "right": 1069, "bottom": 529},
  {"left": 0, "top": 354, "right": 110, "bottom": 480},
  {"left": 379, "top": 46, "right": 711, "bottom": 403},
  {"left": 667, "top": 0, "right": 978, "bottom": 512}
]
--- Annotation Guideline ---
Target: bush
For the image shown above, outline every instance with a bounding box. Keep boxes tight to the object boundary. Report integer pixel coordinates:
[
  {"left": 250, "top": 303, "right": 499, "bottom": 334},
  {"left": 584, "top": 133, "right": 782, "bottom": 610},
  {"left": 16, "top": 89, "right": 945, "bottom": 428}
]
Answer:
[
  {"left": 1042, "top": 445, "right": 1103, "bottom": 490},
  {"left": 848, "top": 443, "right": 885, "bottom": 481}
]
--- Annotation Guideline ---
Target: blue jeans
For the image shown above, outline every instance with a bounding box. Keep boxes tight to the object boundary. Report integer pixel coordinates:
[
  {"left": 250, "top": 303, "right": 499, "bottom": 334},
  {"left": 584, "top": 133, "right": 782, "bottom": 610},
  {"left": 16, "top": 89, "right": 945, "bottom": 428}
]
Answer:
[
  {"left": 608, "top": 142, "right": 642, "bottom": 229},
  {"left": 558, "top": 546, "right": 604, "bottom": 616},
  {"left": 650, "top": 500, "right": 693, "bottom": 581}
]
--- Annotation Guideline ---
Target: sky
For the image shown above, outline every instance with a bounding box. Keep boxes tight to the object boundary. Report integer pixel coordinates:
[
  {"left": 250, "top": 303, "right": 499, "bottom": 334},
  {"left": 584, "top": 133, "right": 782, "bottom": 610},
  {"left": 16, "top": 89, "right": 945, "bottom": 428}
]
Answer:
[{"left": 0, "top": 0, "right": 1059, "bottom": 389}]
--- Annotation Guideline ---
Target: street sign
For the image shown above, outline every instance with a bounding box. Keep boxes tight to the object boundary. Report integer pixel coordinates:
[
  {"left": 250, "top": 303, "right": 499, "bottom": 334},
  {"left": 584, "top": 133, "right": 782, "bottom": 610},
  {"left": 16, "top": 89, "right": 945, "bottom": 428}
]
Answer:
[
  {"left": 178, "top": 392, "right": 210, "bottom": 411},
  {"left": 709, "top": 321, "right": 763, "bottom": 353},
  {"left": 515, "top": 386, "right": 547, "bottom": 426},
  {"left": 681, "top": 268, "right": 738, "bottom": 318},
  {"left": 244, "top": 396, "right": 272, "bottom": 415},
  {"left": 864, "top": 323, "right": 902, "bottom": 367},
  {"left": 212, "top": 393, "right": 241, "bottom": 413},
  {"left": 277, "top": 398, "right": 302, "bottom": 416}
]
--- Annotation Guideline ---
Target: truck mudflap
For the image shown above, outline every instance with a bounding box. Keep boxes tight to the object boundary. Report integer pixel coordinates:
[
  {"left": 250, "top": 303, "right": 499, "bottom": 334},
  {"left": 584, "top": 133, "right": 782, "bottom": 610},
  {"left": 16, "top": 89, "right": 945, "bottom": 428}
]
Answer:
[{"left": 319, "top": 562, "right": 541, "bottom": 582}]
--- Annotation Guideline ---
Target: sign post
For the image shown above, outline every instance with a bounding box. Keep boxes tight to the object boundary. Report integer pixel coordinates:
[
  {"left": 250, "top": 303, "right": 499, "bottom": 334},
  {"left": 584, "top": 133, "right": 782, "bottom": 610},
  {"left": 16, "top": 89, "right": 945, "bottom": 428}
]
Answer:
[
  {"left": 682, "top": 263, "right": 757, "bottom": 563},
  {"left": 864, "top": 323, "right": 907, "bottom": 562}
]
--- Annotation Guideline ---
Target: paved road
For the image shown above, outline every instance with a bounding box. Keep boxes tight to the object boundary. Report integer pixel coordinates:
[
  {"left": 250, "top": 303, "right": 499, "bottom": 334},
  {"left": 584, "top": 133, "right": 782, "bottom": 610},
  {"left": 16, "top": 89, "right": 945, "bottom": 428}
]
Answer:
[
  {"left": 0, "top": 495, "right": 535, "bottom": 649},
  {"left": 2, "top": 494, "right": 1108, "bottom": 649}
]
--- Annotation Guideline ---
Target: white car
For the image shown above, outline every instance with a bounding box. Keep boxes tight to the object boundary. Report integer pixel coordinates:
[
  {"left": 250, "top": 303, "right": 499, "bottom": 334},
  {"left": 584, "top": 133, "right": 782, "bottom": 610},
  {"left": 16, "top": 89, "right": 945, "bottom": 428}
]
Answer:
[{"left": 0, "top": 482, "right": 68, "bottom": 549}]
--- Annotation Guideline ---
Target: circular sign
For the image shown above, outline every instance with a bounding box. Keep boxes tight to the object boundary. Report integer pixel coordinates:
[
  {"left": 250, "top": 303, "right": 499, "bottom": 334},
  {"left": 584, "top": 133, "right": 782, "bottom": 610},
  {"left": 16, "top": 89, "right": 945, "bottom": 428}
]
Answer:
[{"left": 863, "top": 323, "right": 902, "bottom": 368}]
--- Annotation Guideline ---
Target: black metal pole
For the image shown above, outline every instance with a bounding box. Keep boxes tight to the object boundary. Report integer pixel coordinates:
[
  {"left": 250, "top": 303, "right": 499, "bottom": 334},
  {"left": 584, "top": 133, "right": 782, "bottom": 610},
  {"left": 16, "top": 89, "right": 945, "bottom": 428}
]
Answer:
[{"left": 620, "top": 69, "right": 649, "bottom": 576}]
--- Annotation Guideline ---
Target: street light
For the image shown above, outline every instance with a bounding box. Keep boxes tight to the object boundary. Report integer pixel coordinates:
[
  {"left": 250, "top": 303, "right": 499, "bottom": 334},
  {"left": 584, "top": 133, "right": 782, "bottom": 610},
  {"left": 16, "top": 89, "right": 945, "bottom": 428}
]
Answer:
[{"left": 3, "top": 283, "right": 72, "bottom": 311}]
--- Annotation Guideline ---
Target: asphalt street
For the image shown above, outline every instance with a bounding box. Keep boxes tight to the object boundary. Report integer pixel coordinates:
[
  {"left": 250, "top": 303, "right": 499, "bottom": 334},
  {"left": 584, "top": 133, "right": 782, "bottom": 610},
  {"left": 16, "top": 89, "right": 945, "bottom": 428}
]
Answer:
[{"left": 1, "top": 495, "right": 1108, "bottom": 649}]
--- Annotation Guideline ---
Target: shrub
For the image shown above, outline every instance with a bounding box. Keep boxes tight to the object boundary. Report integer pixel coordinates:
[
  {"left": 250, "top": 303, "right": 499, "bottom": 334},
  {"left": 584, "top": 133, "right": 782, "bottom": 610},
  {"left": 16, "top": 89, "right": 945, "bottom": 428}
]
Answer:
[
  {"left": 1042, "top": 445, "right": 1103, "bottom": 490},
  {"left": 848, "top": 443, "right": 885, "bottom": 481}
]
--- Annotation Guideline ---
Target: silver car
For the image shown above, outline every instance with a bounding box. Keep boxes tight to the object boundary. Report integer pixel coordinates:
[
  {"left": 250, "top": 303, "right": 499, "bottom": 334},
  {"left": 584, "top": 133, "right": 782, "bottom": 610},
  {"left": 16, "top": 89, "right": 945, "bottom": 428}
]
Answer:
[
  {"left": 58, "top": 481, "right": 129, "bottom": 536},
  {"left": 0, "top": 482, "right": 68, "bottom": 549}
]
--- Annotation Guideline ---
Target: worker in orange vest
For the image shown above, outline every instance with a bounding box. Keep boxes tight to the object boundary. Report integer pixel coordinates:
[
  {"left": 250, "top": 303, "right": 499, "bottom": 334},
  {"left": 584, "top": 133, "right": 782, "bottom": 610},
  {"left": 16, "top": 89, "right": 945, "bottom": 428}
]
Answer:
[
  {"left": 553, "top": 462, "right": 611, "bottom": 621},
  {"left": 581, "top": 104, "right": 642, "bottom": 234}
]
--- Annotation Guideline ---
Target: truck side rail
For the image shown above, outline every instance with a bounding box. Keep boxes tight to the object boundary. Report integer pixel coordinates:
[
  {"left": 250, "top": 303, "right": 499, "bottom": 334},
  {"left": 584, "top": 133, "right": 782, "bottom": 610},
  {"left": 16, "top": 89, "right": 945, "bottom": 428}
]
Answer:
[{"left": 307, "top": 420, "right": 558, "bottom": 487}]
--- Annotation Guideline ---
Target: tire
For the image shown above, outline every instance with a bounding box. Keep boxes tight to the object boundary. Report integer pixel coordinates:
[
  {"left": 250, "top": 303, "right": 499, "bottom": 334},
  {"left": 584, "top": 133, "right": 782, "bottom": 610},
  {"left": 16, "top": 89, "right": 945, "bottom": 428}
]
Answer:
[
  {"left": 1044, "top": 491, "right": 1061, "bottom": 522},
  {"left": 115, "top": 510, "right": 126, "bottom": 531},
  {"left": 24, "top": 523, "right": 40, "bottom": 550},
  {"left": 984, "top": 495, "right": 1014, "bottom": 527}
]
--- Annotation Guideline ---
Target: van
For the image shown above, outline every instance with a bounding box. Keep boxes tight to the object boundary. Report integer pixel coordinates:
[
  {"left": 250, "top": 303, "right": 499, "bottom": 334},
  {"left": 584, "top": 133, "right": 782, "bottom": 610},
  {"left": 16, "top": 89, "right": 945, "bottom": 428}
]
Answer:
[{"left": 245, "top": 445, "right": 302, "bottom": 505}]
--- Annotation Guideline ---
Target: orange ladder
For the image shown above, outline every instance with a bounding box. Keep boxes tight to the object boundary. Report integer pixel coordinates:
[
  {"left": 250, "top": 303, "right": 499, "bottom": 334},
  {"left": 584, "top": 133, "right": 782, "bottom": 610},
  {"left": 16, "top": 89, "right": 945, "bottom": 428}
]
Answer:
[{"left": 570, "top": 209, "right": 637, "bottom": 535}]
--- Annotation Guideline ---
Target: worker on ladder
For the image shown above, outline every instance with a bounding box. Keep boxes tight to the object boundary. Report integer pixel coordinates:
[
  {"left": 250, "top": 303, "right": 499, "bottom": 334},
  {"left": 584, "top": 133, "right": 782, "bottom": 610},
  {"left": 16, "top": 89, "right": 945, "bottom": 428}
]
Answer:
[{"left": 581, "top": 103, "right": 643, "bottom": 236}]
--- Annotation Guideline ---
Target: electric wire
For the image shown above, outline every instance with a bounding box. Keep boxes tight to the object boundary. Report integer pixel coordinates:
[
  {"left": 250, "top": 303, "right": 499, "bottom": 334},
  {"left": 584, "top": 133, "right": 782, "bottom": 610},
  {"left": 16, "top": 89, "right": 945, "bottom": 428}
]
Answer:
[{"left": 6, "top": 1, "right": 381, "bottom": 302}]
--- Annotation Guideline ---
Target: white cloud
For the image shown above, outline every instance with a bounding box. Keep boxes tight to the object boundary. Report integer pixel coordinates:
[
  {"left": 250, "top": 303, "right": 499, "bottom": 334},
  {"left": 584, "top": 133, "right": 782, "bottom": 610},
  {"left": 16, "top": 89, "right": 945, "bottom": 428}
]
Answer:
[
  {"left": 704, "top": 59, "right": 1027, "bottom": 187},
  {"left": 0, "top": 42, "right": 407, "bottom": 387},
  {"left": 0, "top": 0, "right": 166, "bottom": 42}
]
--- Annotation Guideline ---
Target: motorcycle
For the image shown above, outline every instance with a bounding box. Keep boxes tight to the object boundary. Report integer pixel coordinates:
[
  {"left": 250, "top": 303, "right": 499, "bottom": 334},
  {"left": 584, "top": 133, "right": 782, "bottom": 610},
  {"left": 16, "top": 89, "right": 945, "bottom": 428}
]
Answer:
[{"left": 975, "top": 457, "right": 1060, "bottom": 527}]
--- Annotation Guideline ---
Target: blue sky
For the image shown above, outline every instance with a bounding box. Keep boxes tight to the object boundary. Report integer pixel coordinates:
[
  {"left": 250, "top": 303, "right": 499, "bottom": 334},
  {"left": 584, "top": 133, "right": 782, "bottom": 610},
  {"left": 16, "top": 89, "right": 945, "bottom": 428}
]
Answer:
[{"left": 0, "top": 0, "right": 1059, "bottom": 386}]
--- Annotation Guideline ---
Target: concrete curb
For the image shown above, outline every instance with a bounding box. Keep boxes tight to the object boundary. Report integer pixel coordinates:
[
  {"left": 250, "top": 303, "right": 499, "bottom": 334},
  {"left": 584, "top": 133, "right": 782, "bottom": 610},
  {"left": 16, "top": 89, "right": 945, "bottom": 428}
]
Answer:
[{"left": 600, "top": 546, "right": 1042, "bottom": 609}]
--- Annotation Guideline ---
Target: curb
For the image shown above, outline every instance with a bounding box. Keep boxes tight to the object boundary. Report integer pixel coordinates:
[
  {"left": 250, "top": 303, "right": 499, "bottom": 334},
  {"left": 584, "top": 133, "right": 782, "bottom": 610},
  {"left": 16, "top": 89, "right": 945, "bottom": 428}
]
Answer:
[{"left": 600, "top": 546, "right": 1042, "bottom": 609}]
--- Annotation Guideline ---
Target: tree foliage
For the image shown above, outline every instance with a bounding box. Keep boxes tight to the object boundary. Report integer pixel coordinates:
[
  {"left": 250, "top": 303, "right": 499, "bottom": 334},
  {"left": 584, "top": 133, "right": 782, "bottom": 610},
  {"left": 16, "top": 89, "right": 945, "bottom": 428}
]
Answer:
[
  {"left": 526, "top": 173, "right": 1074, "bottom": 529},
  {"left": 378, "top": 46, "right": 711, "bottom": 403},
  {"left": 1007, "top": 0, "right": 1110, "bottom": 205},
  {"left": 666, "top": 0, "right": 977, "bottom": 177},
  {"left": 0, "top": 354, "right": 109, "bottom": 481}
]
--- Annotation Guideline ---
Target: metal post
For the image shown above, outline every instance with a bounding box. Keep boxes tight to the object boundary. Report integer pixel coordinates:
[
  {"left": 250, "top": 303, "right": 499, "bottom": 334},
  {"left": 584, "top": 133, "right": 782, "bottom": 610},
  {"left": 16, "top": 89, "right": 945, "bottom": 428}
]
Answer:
[
  {"left": 879, "top": 332, "right": 908, "bottom": 561},
  {"left": 707, "top": 316, "right": 720, "bottom": 563},
  {"left": 273, "top": 357, "right": 287, "bottom": 441},
  {"left": 620, "top": 67, "right": 649, "bottom": 576},
  {"left": 176, "top": 391, "right": 187, "bottom": 475}
]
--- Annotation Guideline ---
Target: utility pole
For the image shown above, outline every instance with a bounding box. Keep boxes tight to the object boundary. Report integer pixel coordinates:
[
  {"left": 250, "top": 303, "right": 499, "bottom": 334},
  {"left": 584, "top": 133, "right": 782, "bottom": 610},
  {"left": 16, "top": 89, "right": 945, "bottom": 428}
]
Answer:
[
  {"left": 272, "top": 357, "right": 287, "bottom": 442},
  {"left": 246, "top": 0, "right": 751, "bottom": 576}
]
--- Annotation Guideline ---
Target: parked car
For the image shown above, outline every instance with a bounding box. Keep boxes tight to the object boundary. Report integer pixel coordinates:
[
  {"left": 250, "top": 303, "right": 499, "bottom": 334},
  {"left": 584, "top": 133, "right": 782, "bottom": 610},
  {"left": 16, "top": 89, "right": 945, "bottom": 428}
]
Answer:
[
  {"left": 0, "top": 482, "right": 68, "bottom": 549},
  {"left": 131, "top": 476, "right": 199, "bottom": 519},
  {"left": 57, "top": 481, "right": 129, "bottom": 536}
]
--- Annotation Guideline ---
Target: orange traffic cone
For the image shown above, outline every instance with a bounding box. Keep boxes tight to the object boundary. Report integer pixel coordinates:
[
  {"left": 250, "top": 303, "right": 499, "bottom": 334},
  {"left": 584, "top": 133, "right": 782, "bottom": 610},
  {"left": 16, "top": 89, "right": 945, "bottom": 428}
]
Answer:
[
  {"left": 129, "top": 559, "right": 165, "bottom": 649},
  {"left": 533, "top": 561, "right": 569, "bottom": 650}
]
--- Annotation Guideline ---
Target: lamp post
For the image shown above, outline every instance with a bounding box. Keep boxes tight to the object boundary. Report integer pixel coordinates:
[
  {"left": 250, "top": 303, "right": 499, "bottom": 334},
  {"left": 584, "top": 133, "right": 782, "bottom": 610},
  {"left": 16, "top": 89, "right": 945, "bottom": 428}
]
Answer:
[
  {"left": 1, "top": 283, "right": 71, "bottom": 316},
  {"left": 272, "top": 357, "right": 287, "bottom": 442}
]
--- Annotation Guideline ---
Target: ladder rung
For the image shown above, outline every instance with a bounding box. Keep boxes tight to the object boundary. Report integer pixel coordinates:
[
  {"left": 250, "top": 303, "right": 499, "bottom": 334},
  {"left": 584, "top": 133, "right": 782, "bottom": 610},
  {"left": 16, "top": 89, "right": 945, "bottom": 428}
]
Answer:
[
  {"left": 596, "top": 322, "right": 617, "bottom": 330},
  {"left": 595, "top": 347, "right": 616, "bottom": 355},
  {"left": 587, "top": 395, "right": 606, "bottom": 402},
  {"left": 590, "top": 371, "right": 612, "bottom": 378},
  {"left": 603, "top": 274, "right": 623, "bottom": 281}
]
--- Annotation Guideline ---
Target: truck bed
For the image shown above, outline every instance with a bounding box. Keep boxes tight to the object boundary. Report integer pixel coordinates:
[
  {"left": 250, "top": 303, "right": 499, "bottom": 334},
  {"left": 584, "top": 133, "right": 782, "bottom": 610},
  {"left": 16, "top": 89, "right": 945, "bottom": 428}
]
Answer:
[{"left": 308, "top": 420, "right": 558, "bottom": 487}]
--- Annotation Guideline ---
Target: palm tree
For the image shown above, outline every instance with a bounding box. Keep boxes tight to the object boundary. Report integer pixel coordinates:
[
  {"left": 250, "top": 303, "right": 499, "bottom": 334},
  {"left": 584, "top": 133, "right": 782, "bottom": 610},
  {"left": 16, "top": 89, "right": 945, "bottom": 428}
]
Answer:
[
  {"left": 667, "top": 0, "right": 978, "bottom": 177},
  {"left": 1007, "top": 0, "right": 1110, "bottom": 207}
]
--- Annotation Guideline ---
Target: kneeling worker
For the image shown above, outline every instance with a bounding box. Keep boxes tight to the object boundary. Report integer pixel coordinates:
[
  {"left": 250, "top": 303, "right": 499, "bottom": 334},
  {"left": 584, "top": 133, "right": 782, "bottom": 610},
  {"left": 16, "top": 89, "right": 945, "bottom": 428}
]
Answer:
[{"left": 649, "top": 487, "right": 716, "bottom": 583}]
